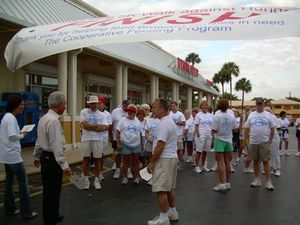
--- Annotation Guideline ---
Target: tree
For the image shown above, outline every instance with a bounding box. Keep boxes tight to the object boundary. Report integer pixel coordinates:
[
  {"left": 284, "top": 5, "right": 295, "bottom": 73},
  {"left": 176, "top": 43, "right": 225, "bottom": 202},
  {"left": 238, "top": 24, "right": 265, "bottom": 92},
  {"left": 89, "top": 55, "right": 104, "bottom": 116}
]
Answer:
[
  {"left": 235, "top": 78, "right": 252, "bottom": 114},
  {"left": 185, "top": 53, "right": 201, "bottom": 66},
  {"left": 221, "top": 62, "right": 240, "bottom": 106},
  {"left": 213, "top": 84, "right": 220, "bottom": 93},
  {"left": 212, "top": 70, "right": 230, "bottom": 97},
  {"left": 223, "top": 92, "right": 239, "bottom": 101},
  {"left": 286, "top": 96, "right": 300, "bottom": 102}
]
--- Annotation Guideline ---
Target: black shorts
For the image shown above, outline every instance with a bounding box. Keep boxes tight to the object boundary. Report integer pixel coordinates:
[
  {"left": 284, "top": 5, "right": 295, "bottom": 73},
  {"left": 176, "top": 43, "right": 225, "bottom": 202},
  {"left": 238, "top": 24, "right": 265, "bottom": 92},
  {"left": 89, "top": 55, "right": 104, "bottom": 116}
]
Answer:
[
  {"left": 186, "top": 141, "right": 193, "bottom": 149},
  {"left": 112, "top": 140, "right": 117, "bottom": 150},
  {"left": 296, "top": 130, "right": 300, "bottom": 138}
]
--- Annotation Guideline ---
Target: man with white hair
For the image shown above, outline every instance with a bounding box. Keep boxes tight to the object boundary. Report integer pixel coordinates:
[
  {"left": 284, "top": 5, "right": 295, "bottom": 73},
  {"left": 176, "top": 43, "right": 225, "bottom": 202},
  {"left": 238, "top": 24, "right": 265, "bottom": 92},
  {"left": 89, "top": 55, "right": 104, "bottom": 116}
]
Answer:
[{"left": 33, "top": 91, "right": 71, "bottom": 225}]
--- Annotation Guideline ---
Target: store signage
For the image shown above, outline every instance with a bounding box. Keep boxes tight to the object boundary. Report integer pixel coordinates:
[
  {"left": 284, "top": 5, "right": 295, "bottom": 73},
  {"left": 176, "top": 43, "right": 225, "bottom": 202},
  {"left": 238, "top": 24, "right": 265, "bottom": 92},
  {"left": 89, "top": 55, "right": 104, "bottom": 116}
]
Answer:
[
  {"left": 5, "top": 7, "right": 300, "bottom": 71},
  {"left": 177, "top": 58, "right": 199, "bottom": 77}
]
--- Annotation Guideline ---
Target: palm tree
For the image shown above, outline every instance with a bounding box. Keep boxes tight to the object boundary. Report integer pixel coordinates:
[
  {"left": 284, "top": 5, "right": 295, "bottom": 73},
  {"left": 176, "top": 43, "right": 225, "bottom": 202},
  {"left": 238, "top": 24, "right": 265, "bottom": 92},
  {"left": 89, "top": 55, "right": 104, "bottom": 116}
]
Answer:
[
  {"left": 185, "top": 53, "right": 201, "bottom": 66},
  {"left": 235, "top": 78, "right": 252, "bottom": 114},
  {"left": 212, "top": 84, "right": 220, "bottom": 93},
  {"left": 221, "top": 62, "right": 240, "bottom": 106},
  {"left": 212, "top": 70, "right": 230, "bottom": 97}
]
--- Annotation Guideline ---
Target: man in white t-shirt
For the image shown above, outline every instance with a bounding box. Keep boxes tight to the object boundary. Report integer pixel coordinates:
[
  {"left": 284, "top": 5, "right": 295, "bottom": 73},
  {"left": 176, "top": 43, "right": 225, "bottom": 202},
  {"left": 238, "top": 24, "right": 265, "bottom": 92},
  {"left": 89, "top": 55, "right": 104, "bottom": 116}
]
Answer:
[
  {"left": 80, "top": 96, "right": 108, "bottom": 190},
  {"left": 169, "top": 101, "right": 185, "bottom": 171},
  {"left": 97, "top": 96, "right": 112, "bottom": 181},
  {"left": 147, "top": 98, "right": 179, "bottom": 225},
  {"left": 278, "top": 111, "right": 290, "bottom": 155},
  {"left": 110, "top": 99, "right": 130, "bottom": 179},
  {"left": 244, "top": 98, "right": 275, "bottom": 191}
]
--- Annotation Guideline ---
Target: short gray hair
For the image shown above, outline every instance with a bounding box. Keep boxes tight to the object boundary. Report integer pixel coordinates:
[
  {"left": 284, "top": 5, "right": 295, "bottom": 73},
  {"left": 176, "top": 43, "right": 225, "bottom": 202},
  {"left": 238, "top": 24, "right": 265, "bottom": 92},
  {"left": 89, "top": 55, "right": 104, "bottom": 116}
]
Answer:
[{"left": 48, "top": 91, "right": 66, "bottom": 108}]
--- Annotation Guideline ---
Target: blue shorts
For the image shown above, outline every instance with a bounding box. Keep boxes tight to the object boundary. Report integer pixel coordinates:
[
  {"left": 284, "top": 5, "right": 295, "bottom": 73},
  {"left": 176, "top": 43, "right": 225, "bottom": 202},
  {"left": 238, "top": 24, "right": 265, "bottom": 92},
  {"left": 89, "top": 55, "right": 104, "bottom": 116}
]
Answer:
[{"left": 120, "top": 143, "right": 142, "bottom": 155}]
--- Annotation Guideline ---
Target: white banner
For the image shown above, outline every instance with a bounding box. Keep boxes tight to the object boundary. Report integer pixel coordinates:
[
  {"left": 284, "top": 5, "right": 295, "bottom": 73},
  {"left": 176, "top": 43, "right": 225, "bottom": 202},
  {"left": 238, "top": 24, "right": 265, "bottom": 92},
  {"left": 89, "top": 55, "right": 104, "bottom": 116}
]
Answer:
[{"left": 5, "top": 7, "right": 300, "bottom": 71}]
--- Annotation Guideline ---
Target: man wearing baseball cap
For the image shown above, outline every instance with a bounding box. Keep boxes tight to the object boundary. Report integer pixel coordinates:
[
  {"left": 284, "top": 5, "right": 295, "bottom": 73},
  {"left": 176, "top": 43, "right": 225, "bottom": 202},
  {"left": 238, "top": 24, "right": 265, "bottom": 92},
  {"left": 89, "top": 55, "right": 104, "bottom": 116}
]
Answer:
[{"left": 244, "top": 98, "right": 275, "bottom": 190}]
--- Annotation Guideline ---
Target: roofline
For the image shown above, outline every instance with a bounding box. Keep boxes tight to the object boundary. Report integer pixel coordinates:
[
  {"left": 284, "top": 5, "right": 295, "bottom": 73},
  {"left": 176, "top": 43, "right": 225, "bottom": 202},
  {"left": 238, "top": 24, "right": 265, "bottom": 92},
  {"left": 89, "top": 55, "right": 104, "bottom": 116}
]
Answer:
[
  {"left": 71, "top": 0, "right": 107, "bottom": 17},
  {"left": 0, "top": 11, "right": 33, "bottom": 27}
]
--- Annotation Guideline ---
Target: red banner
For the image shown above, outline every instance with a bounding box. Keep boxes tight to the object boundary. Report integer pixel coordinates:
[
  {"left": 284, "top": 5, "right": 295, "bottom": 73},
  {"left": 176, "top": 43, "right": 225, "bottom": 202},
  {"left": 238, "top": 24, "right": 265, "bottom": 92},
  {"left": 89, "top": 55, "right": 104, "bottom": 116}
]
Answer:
[{"left": 177, "top": 58, "right": 199, "bottom": 77}]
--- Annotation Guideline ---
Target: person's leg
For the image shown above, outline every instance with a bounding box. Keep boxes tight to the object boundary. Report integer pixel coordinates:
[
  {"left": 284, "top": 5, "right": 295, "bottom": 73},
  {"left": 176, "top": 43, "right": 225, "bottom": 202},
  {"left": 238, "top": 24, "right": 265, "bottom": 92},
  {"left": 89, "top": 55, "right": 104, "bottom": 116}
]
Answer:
[
  {"left": 93, "top": 158, "right": 100, "bottom": 177},
  {"left": 122, "top": 155, "right": 130, "bottom": 178},
  {"left": 82, "top": 157, "right": 90, "bottom": 176},
  {"left": 132, "top": 153, "right": 140, "bottom": 178},
  {"left": 263, "top": 161, "right": 271, "bottom": 181},
  {"left": 195, "top": 151, "right": 202, "bottom": 166},
  {"left": 167, "top": 189, "right": 176, "bottom": 208},
  {"left": 279, "top": 139, "right": 282, "bottom": 150},
  {"left": 224, "top": 153, "right": 232, "bottom": 183},
  {"left": 285, "top": 139, "right": 289, "bottom": 151},
  {"left": 157, "top": 192, "right": 169, "bottom": 213},
  {"left": 253, "top": 160, "right": 260, "bottom": 179},
  {"left": 215, "top": 153, "right": 225, "bottom": 184},
  {"left": 201, "top": 151, "right": 207, "bottom": 167},
  {"left": 14, "top": 162, "right": 33, "bottom": 216},
  {"left": 4, "top": 164, "right": 17, "bottom": 214}
]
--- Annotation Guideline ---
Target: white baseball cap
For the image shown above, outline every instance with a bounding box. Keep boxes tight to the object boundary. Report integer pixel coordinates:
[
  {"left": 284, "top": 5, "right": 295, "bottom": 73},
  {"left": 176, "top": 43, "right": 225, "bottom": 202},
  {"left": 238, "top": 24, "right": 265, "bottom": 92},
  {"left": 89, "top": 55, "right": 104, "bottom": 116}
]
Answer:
[{"left": 86, "top": 96, "right": 98, "bottom": 104}]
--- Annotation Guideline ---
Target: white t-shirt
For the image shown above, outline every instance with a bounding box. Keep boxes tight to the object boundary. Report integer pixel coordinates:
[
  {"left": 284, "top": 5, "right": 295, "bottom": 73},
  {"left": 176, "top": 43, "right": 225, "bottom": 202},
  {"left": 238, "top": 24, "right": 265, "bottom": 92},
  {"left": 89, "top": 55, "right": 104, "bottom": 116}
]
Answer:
[
  {"left": 185, "top": 116, "right": 196, "bottom": 141},
  {"left": 195, "top": 111, "right": 214, "bottom": 136},
  {"left": 271, "top": 114, "right": 281, "bottom": 139},
  {"left": 235, "top": 117, "right": 240, "bottom": 129},
  {"left": 0, "top": 113, "right": 23, "bottom": 164},
  {"left": 212, "top": 111, "right": 237, "bottom": 143},
  {"left": 295, "top": 118, "right": 300, "bottom": 131},
  {"left": 245, "top": 111, "right": 275, "bottom": 144},
  {"left": 169, "top": 111, "right": 186, "bottom": 136},
  {"left": 80, "top": 108, "right": 108, "bottom": 142},
  {"left": 111, "top": 107, "right": 128, "bottom": 140},
  {"left": 139, "top": 119, "right": 147, "bottom": 137},
  {"left": 117, "top": 117, "right": 141, "bottom": 148},
  {"left": 278, "top": 118, "right": 290, "bottom": 130},
  {"left": 155, "top": 115, "right": 178, "bottom": 159},
  {"left": 215, "top": 109, "right": 234, "bottom": 117},
  {"left": 100, "top": 109, "right": 112, "bottom": 140},
  {"left": 145, "top": 118, "right": 160, "bottom": 144}
]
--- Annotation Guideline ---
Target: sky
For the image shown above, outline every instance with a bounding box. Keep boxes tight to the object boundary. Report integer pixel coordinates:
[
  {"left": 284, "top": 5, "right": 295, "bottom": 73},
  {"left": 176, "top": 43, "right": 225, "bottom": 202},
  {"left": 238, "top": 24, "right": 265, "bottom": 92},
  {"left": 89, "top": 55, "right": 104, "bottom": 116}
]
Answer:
[{"left": 82, "top": 0, "right": 300, "bottom": 100}]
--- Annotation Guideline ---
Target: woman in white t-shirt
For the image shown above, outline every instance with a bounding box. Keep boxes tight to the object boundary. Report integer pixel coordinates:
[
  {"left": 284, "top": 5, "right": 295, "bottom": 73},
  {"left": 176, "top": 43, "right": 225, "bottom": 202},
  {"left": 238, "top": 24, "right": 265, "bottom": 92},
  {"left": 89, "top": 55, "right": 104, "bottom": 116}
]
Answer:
[
  {"left": 117, "top": 104, "right": 142, "bottom": 185},
  {"left": 0, "top": 95, "right": 37, "bottom": 218},
  {"left": 137, "top": 109, "right": 147, "bottom": 166},
  {"left": 184, "top": 109, "right": 197, "bottom": 164},
  {"left": 278, "top": 111, "right": 290, "bottom": 155},
  {"left": 295, "top": 116, "right": 300, "bottom": 157}
]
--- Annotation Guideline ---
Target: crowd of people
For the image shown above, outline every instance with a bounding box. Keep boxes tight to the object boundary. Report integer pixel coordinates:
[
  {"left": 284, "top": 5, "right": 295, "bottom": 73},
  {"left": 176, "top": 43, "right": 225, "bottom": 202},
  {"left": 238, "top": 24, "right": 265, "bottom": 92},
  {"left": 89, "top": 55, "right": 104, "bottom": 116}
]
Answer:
[{"left": 1, "top": 92, "right": 300, "bottom": 225}]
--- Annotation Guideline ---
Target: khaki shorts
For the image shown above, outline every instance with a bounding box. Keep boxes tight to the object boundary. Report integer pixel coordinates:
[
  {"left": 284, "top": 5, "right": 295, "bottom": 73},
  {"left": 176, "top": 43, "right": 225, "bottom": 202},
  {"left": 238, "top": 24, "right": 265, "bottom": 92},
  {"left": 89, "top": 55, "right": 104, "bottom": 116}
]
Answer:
[
  {"left": 81, "top": 140, "right": 103, "bottom": 158},
  {"left": 195, "top": 135, "right": 212, "bottom": 152},
  {"left": 152, "top": 158, "right": 178, "bottom": 192},
  {"left": 249, "top": 143, "right": 271, "bottom": 162},
  {"left": 177, "top": 135, "right": 184, "bottom": 150}
]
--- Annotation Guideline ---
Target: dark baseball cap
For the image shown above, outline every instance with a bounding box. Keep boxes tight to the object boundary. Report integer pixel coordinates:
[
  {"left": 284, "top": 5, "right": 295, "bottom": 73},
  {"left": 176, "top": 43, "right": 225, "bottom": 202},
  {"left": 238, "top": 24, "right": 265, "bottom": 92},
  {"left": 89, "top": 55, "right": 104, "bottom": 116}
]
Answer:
[
  {"left": 256, "top": 98, "right": 264, "bottom": 104},
  {"left": 122, "top": 99, "right": 130, "bottom": 106}
]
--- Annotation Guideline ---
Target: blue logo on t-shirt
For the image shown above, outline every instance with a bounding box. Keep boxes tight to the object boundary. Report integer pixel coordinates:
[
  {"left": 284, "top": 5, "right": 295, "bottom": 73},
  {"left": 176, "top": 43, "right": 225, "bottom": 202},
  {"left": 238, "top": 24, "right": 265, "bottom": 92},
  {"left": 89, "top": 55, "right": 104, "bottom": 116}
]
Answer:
[
  {"left": 127, "top": 124, "right": 138, "bottom": 133},
  {"left": 253, "top": 117, "right": 268, "bottom": 127},
  {"left": 89, "top": 115, "right": 98, "bottom": 124}
]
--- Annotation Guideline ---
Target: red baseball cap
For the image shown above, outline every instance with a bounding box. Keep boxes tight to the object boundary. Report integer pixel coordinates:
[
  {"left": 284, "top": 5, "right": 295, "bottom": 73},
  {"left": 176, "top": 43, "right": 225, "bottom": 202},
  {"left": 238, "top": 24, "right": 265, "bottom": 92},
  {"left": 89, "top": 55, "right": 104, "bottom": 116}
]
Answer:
[
  {"left": 98, "top": 96, "right": 106, "bottom": 104},
  {"left": 126, "top": 105, "right": 137, "bottom": 113}
]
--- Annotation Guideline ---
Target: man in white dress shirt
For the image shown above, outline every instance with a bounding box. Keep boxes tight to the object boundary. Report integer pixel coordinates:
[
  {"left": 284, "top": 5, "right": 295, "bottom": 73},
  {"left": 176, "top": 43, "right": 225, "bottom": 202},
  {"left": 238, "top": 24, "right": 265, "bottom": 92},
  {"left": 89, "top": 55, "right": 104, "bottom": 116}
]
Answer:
[{"left": 33, "top": 91, "right": 71, "bottom": 225}]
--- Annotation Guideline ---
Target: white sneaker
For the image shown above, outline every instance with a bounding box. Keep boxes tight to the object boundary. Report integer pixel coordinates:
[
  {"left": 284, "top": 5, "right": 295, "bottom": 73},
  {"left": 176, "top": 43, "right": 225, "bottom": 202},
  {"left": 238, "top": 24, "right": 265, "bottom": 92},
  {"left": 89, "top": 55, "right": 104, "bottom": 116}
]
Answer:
[
  {"left": 295, "top": 152, "right": 300, "bottom": 157},
  {"left": 194, "top": 166, "right": 202, "bottom": 173},
  {"left": 285, "top": 152, "right": 290, "bottom": 156},
  {"left": 274, "top": 170, "right": 281, "bottom": 177},
  {"left": 133, "top": 177, "right": 140, "bottom": 185},
  {"left": 82, "top": 177, "right": 90, "bottom": 190},
  {"left": 178, "top": 162, "right": 184, "bottom": 171},
  {"left": 121, "top": 177, "right": 128, "bottom": 185},
  {"left": 270, "top": 170, "right": 274, "bottom": 175},
  {"left": 148, "top": 216, "right": 170, "bottom": 225},
  {"left": 231, "top": 165, "right": 235, "bottom": 173},
  {"left": 202, "top": 166, "right": 210, "bottom": 172},
  {"left": 210, "top": 163, "right": 218, "bottom": 172},
  {"left": 94, "top": 177, "right": 101, "bottom": 190},
  {"left": 265, "top": 181, "right": 274, "bottom": 191},
  {"left": 244, "top": 167, "right": 254, "bottom": 173},
  {"left": 127, "top": 169, "right": 134, "bottom": 179},
  {"left": 112, "top": 162, "right": 117, "bottom": 170},
  {"left": 251, "top": 178, "right": 261, "bottom": 187},
  {"left": 225, "top": 182, "right": 231, "bottom": 190},
  {"left": 185, "top": 156, "right": 192, "bottom": 163},
  {"left": 213, "top": 183, "right": 227, "bottom": 192},
  {"left": 113, "top": 168, "right": 121, "bottom": 179},
  {"left": 262, "top": 170, "right": 265, "bottom": 174},
  {"left": 99, "top": 173, "right": 105, "bottom": 182},
  {"left": 168, "top": 209, "right": 179, "bottom": 221},
  {"left": 279, "top": 151, "right": 284, "bottom": 156},
  {"left": 232, "top": 158, "right": 240, "bottom": 167}
]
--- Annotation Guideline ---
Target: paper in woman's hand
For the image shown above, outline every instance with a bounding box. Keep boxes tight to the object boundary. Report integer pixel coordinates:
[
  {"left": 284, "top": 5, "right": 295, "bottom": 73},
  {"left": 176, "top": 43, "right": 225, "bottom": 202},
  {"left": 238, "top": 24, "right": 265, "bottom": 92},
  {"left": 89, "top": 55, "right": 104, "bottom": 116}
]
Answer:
[
  {"left": 21, "top": 124, "right": 35, "bottom": 133},
  {"left": 139, "top": 167, "right": 152, "bottom": 181}
]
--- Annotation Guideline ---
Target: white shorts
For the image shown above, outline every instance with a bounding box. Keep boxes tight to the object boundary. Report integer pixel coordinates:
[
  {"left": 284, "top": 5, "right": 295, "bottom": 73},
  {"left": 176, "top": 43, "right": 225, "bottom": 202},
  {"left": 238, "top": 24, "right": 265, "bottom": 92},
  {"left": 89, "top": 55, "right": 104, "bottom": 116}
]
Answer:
[
  {"left": 102, "top": 138, "right": 109, "bottom": 154},
  {"left": 81, "top": 140, "right": 103, "bottom": 158},
  {"left": 195, "top": 135, "right": 212, "bottom": 152}
]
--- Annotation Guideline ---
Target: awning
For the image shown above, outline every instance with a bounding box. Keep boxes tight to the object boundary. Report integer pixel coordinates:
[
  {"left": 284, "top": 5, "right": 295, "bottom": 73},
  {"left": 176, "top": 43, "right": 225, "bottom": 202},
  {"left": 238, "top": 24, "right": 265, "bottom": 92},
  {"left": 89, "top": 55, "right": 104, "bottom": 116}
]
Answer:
[{"left": 5, "top": 7, "right": 300, "bottom": 71}]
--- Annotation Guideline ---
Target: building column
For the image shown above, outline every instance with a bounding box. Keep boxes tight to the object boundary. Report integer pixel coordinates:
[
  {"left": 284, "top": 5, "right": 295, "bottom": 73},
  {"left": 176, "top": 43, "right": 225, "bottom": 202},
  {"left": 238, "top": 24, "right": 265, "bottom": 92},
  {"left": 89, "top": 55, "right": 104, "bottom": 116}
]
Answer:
[
  {"left": 187, "top": 87, "right": 193, "bottom": 111},
  {"left": 115, "top": 64, "right": 123, "bottom": 107},
  {"left": 172, "top": 82, "right": 178, "bottom": 102},
  {"left": 150, "top": 75, "right": 156, "bottom": 102},
  {"left": 122, "top": 65, "right": 128, "bottom": 100},
  {"left": 198, "top": 91, "right": 203, "bottom": 105},
  {"left": 155, "top": 76, "right": 159, "bottom": 98},
  {"left": 58, "top": 52, "right": 68, "bottom": 97},
  {"left": 207, "top": 94, "right": 212, "bottom": 106},
  {"left": 142, "top": 90, "right": 147, "bottom": 103}
]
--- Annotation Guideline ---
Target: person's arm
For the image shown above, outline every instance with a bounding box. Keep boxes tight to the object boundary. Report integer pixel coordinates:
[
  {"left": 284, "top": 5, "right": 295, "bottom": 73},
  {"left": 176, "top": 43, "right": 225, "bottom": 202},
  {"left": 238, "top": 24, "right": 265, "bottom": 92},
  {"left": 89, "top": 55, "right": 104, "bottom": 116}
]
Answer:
[
  {"left": 145, "top": 129, "right": 152, "bottom": 143},
  {"left": 244, "top": 128, "right": 250, "bottom": 147},
  {"left": 269, "top": 128, "right": 274, "bottom": 144},
  {"left": 147, "top": 140, "right": 165, "bottom": 173},
  {"left": 195, "top": 124, "right": 200, "bottom": 137},
  {"left": 81, "top": 121, "right": 98, "bottom": 131},
  {"left": 8, "top": 133, "right": 25, "bottom": 141},
  {"left": 176, "top": 120, "right": 186, "bottom": 126}
]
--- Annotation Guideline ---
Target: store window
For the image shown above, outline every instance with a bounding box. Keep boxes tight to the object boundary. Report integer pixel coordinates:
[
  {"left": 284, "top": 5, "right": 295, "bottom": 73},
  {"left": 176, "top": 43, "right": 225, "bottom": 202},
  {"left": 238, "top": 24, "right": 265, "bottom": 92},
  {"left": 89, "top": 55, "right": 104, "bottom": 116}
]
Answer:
[
  {"left": 128, "top": 90, "right": 142, "bottom": 104},
  {"left": 84, "top": 82, "right": 112, "bottom": 111},
  {"left": 26, "top": 73, "right": 58, "bottom": 115}
]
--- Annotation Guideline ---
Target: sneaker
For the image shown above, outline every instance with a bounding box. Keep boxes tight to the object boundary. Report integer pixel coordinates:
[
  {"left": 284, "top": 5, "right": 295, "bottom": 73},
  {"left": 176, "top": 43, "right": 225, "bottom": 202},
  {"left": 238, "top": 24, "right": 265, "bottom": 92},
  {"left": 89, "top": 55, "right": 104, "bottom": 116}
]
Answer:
[
  {"left": 168, "top": 209, "right": 179, "bottom": 221},
  {"left": 6, "top": 209, "right": 20, "bottom": 216},
  {"left": 265, "top": 181, "right": 274, "bottom": 191},
  {"left": 127, "top": 169, "right": 134, "bottom": 179},
  {"left": 279, "top": 151, "right": 284, "bottom": 156},
  {"left": 210, "top": 163, "right": 218, "bottom": 172},
  {"left": 202, "top": 166, "right": 210, "bottom": 172},
  {"left": 148, "top": 216, "right": 170, "bottom": 225},
  {"left": 194, "top": 166, "right": 202, "bottom": 173},
  {"left": 285, "top": 152, "right": 290, "bottom": 156},
  {"left": 232, "top": 158, "right": 240, "bottom": 167},
  {"left": 133, "top": 177, "right": 140, "bottom": 185},
  {"left": 178, "top": 162, "right": 184, "bottom": 171},
  {"left": 185, "top": 156, "right": 192, "bottom": 163},
  {"left": 99, "top": 173, "right": 105, "bottom": 182},
  {"left": 244, "top": 167, "right": 254, "bottom": 173},
  {"left": 270, "top": 170, "right": 274, "bottom": 175},
  {"left": 295, "top": 152, "right": 300, "bottom": 157},
  {"left": 82, "top": 177, "right": 90, "bottom": 190},
  {"left": 262, "top": 170, "right": 265, "bottom": 174},
  {"left": 24, "top": 211, "right": 38, "bottom": 219},
  {"left": 112, "top": 162, "right": 117, "bottom": 170},
  {"left": 274, "top": 170, "right": 281, "bottom": 177},
  {"left": 225, "top": 182, "right": 231, "bottom": 190},
  {"left": 231, "top": 166, "right": 235, "bottom": 173},
  {"left": 251, "top": 178, "right": 261, "bottom": 187},
  {"left": 121, "top": 177, "right": 128, "bottom": 185},
  {"left": 113, "top": 168, "right": 121, "bottom": 179},
  {"left": 213, "top": 183, "right": 227, "bottom": 192},
  {"left": 94, "top": 178, "right": 101, "bottom": 190}
]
